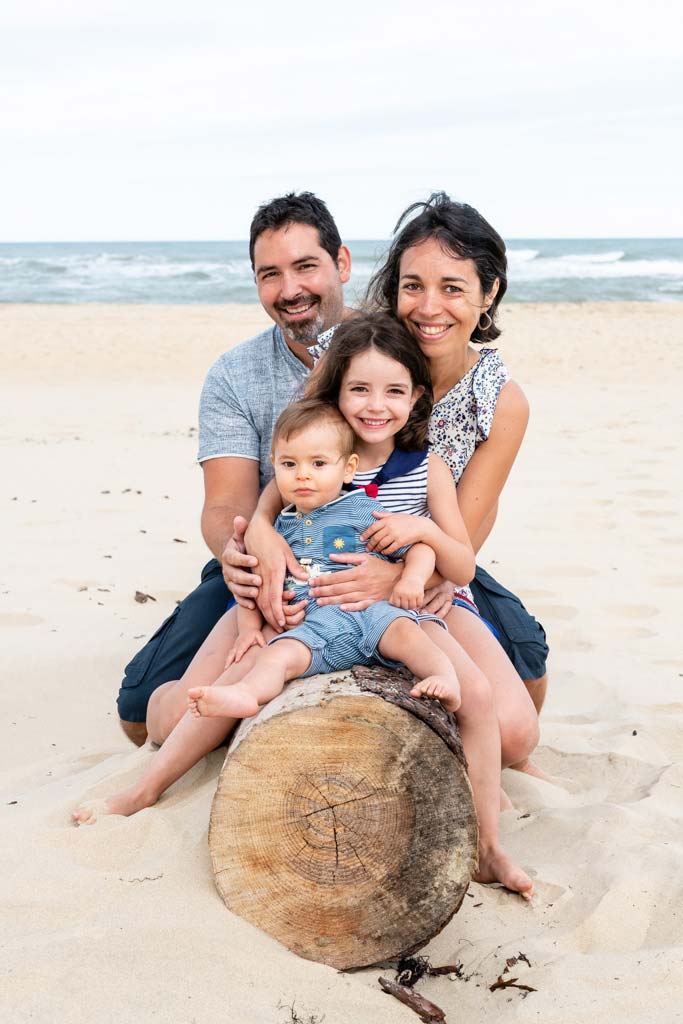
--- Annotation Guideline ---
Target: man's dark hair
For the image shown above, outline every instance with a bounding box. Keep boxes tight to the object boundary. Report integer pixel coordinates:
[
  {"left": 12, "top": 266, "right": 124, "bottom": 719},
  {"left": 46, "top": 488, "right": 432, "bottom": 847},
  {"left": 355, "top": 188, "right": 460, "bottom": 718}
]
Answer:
[{"left": 249, "top": 192, "right": 342, "bottom": 269}]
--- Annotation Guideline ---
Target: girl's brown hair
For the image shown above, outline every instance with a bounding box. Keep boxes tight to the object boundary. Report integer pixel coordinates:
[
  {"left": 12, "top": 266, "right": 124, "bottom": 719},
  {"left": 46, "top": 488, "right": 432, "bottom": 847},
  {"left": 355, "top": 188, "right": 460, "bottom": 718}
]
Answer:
[{"left": 304, "top": 312, "right": 433, "bottom": 451}]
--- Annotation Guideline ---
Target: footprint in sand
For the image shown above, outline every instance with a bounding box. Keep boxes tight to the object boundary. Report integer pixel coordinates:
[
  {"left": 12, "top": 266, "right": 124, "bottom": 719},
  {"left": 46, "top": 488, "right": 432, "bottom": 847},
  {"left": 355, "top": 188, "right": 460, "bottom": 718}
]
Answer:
[
  {"left": 606, "top": 604, "right": 658, "bottom": 619},
  {"left": 612, "top": 625, "right": 658, "bottom": 639},
  {"left": 628, "top": 488, "right": 671, "bottom": 498},
  {"left": 535, "top": 748, "right": 668, "bottom": 804},
  {"left": 635, "top": 509, "right": 678, "bottom": 519},
  {"left": 0, "top": 613, "right": 45, "bottom": 626},
  {"left": 653, "top": 575, "right": 683, "bottom": 587},
  {"left": 534, "top": 604, "right": 579, "bottom": 621},
  {"left": 543, "top": 565, "right": 597, "bottom": 579}
]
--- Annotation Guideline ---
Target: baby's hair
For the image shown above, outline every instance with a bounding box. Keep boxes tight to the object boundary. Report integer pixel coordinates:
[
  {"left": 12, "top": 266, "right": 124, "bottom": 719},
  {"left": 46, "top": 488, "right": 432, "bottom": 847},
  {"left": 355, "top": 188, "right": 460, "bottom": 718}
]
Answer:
[
  {"left": 305, "top": 312, "right": 433, "bottom": 450},
  {"left": 271, "top": 398, "right": 355, "bottom": 459}
]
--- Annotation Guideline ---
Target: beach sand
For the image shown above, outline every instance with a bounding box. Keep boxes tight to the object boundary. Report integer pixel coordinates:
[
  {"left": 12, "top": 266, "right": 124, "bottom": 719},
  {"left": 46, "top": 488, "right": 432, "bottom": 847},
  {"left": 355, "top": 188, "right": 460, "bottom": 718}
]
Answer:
[{"left": 1, "top": 301, "right": 682, "bottom": 1023}]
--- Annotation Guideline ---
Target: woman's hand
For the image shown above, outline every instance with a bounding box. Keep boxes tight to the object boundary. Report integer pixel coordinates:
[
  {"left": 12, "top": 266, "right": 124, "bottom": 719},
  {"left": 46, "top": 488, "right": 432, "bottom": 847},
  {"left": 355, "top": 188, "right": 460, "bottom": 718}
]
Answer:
[
  {"left": 419, "top": 579, "right": 455, "bottom": 619},
  {"left": 360, "top": 511, "right": 429, "bottom": 555},
  {"left": 244, "top": 515, "right": 309, "bottom": 631},
  {"left": 309, "top": 554, "right": 402, "bottom": 612},
  {"left": 225, "top": 628, "right": 266, "bottom": 668}
]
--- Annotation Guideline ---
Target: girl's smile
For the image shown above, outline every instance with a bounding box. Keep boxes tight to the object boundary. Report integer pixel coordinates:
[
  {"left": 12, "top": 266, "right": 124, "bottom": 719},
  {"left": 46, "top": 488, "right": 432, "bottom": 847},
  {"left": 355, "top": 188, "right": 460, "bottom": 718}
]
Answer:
[{"left": 338, "top": 348, "right": 422, "bottom": 468}]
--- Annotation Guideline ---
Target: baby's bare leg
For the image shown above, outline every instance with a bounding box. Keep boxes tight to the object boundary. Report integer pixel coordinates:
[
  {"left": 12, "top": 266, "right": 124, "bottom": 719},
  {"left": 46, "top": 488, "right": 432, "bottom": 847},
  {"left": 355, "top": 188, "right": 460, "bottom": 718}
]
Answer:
[
  {"left": 378, "top": 617, "right": 461, "bottom": 712},
  {"left": 72, "top": 630, "right": 277, "bottom": 824},
  {"left": 145, "top": 607, "right": 240, "bottom": 744},
  {"left": 188, "top": 638, "right": 312, "bottom": 719}
]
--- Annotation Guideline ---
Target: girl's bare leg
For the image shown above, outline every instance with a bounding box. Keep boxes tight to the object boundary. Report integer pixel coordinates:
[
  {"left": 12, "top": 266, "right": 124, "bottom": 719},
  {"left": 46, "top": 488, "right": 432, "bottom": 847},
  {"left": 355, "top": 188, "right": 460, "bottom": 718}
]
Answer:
[
  {"left": 377, "top": 618, "right": 461, "bottom": 711},
  {"left": 188, "top": 638, "right": 311, "bottom": 719},
  {"left": 419, "top": 620, "right": 534, "bottom": 898},
  {"left": 442, "top": 607, "right": 540, "bottom": 770},
  {"left": 145, "top": 606, "right": 240, "bottom": 744},
  {"left": 72, "top": 623, "right": 275, "bottom": 824}
]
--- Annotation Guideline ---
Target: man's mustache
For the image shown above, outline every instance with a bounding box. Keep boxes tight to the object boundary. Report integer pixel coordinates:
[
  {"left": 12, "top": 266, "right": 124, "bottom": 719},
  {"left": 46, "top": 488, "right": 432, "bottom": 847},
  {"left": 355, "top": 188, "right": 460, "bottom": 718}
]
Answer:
[{"left": 275, "top": 294, "right": 320, "bottom": 312}]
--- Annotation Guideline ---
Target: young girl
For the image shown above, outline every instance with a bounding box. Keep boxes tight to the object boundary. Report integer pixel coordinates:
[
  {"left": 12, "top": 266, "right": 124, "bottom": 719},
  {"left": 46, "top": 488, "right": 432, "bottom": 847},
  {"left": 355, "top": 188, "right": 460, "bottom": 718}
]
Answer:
[{"left": 73, "top": 314, "right": 534, "bottom": 899}]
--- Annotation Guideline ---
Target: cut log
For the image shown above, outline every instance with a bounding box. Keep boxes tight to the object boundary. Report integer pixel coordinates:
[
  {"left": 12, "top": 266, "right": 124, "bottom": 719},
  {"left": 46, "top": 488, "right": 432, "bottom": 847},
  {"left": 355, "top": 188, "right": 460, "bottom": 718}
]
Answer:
[{"left": 209, "top": 665, "right": 478, "bottom": 970}]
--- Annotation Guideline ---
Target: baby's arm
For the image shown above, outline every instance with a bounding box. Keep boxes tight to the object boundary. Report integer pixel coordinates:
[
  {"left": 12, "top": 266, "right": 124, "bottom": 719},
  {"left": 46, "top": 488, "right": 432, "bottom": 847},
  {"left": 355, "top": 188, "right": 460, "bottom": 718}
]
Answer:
[
  {"left": 226, "top": 604, "right": 268, "bottom": 667},
  {"left": 391, "top": 543, "right": 436, "bottom": 609}
]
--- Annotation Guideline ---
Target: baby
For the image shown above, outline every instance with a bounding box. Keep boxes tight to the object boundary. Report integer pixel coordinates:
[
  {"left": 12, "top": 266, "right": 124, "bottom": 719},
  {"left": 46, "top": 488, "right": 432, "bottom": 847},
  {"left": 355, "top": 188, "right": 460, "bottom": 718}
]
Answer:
[{"left": 187, "top": 398, "right": 460, "bottom": 720}]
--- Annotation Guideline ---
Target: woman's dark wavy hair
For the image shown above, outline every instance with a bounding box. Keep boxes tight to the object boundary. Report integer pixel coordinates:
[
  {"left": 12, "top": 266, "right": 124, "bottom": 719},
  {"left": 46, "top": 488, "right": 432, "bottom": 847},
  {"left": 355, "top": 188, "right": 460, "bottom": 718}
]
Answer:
[
  {"left": 304, "top": 312, "right": 433, "bottom": 451},
  {"left": 367, "top": 192, "right": 508, "bottom": 343}
]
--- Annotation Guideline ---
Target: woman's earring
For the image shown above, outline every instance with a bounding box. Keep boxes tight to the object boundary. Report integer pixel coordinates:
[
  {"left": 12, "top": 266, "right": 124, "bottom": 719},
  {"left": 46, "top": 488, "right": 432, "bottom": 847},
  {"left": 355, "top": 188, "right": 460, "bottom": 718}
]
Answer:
[{"left": 478, "top": 311, "right": 493, "bottom": 331}]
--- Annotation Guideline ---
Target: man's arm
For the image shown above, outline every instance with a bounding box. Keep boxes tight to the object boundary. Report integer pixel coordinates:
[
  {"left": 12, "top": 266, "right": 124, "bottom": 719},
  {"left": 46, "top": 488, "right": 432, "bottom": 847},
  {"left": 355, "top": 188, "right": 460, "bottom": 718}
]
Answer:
[{"left": 201, "top": 456, "right": 261, "bottom": 588}]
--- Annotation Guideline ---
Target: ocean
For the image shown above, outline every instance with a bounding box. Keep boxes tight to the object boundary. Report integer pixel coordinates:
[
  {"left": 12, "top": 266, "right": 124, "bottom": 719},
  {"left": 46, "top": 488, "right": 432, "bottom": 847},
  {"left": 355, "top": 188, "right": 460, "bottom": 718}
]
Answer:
[{"left": 1, "top": 238, "right": 681, "bottom": 304}]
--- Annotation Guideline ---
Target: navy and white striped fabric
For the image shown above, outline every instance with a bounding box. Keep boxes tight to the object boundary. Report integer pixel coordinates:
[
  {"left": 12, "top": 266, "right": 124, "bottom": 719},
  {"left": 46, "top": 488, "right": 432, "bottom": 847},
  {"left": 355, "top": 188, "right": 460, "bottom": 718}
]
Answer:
[{"left": 353, "top": 451, "right": 430, "bottom": 517}]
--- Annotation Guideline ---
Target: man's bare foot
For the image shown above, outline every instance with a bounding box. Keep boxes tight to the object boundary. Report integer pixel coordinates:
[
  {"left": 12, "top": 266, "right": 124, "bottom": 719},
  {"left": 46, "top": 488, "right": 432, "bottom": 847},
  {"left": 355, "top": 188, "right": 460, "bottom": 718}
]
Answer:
[
  {"left": 187, "top": 684, "right": 259, "bottom": 720},
  {"left": 410, "top": 674, "right": 461, "bottom": 713},
  {"left": 72, "top": 784, "right": 158, "bottom": 825},
  {"left": 510, "top": 758, "right": 559, "bottom": 784},
  {"left": 474, "top": 844, "right": 534, "bottom": 900}
]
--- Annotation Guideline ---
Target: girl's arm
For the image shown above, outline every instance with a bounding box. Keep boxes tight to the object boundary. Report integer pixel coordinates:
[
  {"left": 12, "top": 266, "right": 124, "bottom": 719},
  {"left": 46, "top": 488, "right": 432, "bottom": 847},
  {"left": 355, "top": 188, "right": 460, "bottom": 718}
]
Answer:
[
  {"left": 362, "top": 454, "right": 475, "bottom": 587},
  {"left": 456, "top": 380, "right": 529, "bottom": 553}
]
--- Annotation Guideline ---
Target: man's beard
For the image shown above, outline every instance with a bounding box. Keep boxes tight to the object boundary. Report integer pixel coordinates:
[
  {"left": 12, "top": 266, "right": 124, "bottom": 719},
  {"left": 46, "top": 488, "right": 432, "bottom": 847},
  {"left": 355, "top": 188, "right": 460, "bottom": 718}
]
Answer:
[{"left": 277, "top": 296, "right": 325, "bottom": 345}]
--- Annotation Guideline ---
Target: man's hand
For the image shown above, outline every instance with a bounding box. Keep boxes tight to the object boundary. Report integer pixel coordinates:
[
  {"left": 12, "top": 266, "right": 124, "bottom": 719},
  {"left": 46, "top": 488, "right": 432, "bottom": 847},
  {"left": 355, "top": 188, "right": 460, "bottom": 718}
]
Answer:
[
  {"left": 309, "top": 554, "right": 402, "bottom": 612},
  {"left": 225, "top": 628, "right": 266, "bottom": 668},
  {"left": 361, "top": 511, "right": 428, "bottom": 555},
  {"left": 221, "top": 516, "right": 260, "bottom": 607},
  {"left": 420, "top": 580, "right": 454, "bottom": 619},
  {"left": 245, "top": 515, "right": 309, "bottom": 630},
  {"left": 391, "top": 574, "right": 425, "bottom": 610}
]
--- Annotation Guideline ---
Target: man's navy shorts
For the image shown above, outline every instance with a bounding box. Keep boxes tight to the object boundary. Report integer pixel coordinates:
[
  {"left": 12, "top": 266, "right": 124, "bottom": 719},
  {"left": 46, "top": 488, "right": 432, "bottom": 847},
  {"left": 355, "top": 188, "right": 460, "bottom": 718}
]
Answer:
[
  {"left": 117, "top": 559, "right": 233, "bottom": 723},
  {"left": 116, "top": 560, "right": 549, "bottom": 723},
  {"left": 469, "top": 565, "right": 548, "bottom": 681}
]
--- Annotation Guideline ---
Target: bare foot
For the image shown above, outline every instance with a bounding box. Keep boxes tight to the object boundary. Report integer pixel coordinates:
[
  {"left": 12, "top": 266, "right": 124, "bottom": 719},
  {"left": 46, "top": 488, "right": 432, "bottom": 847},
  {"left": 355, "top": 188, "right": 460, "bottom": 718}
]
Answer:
[
  {"left": 410, "top": 674, "right": 461, "bottom": 713},
  {"left": 474, "top": 845, "right": 534, "bottom": 900},
  {"left": 500, "top": 788, "right": 514, "bottom": 811},
  {"left": 187, "top": 684, "right": 259, "bottom": 720},
  {"left": 72, "top": 784, "right": 158, "bottom": 825},
  {"left": 510, "top": 758, "right": 560, "bottom": 784}
]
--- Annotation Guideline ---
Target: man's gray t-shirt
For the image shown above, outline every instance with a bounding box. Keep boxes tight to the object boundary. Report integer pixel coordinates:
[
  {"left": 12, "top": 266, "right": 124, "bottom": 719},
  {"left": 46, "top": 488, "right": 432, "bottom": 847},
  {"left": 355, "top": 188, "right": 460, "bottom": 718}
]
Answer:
[{"left": 198, "top": 325, "right": 309, "bottom": 489}]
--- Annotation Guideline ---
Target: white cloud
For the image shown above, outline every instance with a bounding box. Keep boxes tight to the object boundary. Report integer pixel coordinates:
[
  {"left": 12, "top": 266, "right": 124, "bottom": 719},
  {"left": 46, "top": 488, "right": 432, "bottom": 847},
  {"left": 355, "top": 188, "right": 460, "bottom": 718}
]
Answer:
[{"left": 1, "top": 0, "right": 681, "bottom": 238}]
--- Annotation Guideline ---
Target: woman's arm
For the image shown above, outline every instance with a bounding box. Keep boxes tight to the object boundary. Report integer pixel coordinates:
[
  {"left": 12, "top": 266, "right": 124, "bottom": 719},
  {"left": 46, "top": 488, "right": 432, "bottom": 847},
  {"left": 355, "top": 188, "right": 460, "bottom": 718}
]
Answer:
[{"left": 456, "top": 380, "right": 529, "bottom": 553}]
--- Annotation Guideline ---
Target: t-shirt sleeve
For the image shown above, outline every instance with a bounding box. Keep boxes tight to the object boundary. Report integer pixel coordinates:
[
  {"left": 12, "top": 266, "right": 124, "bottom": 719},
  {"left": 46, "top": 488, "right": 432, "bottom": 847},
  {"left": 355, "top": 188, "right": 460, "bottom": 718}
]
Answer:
[{"left": 197, "top": 356, "right": 259, "bottom": 463}]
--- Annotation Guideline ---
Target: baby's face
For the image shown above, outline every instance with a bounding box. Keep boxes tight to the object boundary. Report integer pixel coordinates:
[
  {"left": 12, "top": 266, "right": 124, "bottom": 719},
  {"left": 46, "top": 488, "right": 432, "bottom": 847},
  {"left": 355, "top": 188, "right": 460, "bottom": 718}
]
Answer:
[{"left": 272, "top": 422, "right": 358, "bottom": 512}]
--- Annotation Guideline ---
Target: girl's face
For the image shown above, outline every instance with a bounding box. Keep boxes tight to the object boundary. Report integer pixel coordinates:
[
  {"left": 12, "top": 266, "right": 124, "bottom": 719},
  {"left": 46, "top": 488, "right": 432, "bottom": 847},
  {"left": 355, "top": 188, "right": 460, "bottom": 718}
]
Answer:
[
  {"left": 397, "top": 237, "right": 498, "bottom": 359},
  {"left": 338, "top": 348, "right": 422, "bottom": 448}
]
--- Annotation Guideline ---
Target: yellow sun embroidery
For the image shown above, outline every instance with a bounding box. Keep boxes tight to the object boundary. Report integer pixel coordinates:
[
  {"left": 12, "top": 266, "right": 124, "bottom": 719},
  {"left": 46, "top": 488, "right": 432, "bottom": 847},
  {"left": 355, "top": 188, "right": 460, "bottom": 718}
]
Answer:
[{"left": 333, "top": 538, "right": 346, "bottom": 550}]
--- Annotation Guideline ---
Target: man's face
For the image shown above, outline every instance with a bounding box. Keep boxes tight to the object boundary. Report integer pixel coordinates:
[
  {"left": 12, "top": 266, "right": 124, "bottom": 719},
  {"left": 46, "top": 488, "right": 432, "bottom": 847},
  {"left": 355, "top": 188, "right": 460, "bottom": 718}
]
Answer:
[{"left": 253, "top": 223, "right": 351, "bottom": 347}]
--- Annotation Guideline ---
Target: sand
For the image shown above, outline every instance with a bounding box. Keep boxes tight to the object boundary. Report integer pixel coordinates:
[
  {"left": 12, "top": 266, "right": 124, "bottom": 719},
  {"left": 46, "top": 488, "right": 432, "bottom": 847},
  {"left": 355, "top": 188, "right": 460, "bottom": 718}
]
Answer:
[{"left": 1, "top": 301, "right": 682, "bottom": 1023}]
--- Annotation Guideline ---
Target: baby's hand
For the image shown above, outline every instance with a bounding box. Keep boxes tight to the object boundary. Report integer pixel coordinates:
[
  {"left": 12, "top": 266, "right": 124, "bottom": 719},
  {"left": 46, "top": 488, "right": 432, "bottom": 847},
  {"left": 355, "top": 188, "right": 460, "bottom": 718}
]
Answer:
[
  {"left": 390, "top": 574, "right": 425, "bottom": 610},
  {"left": 225, "top": 629, "right": 266, "bottom": 668}
]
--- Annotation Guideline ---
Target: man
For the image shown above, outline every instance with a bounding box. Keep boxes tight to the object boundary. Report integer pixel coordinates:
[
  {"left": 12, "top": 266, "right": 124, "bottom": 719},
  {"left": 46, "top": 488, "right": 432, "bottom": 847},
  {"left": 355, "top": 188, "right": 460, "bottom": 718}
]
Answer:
[{"left": 117, "top": 192, "right": 353, "bottom": 744}]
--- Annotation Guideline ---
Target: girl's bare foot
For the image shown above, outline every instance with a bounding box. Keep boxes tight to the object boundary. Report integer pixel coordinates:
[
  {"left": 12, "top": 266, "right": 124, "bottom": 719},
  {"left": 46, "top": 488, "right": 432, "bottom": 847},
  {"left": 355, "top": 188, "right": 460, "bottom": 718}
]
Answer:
[
  {"left": 474, "top": 844, "right": 534, "bottom": 900},
  {"left": 72, "top": 783, "right": 158, "bottom": 825},
  {"left": 410, "top": 674, "right": 461, "bottom": 713},
  {"left": 187, "top": 684, "right": 259, "bottom": 720}
]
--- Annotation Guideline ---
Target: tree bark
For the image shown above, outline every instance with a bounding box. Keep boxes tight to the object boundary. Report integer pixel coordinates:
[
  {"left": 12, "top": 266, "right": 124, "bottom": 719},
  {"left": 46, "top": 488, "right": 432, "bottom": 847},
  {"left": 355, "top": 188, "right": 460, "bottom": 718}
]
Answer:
[{"left": 208, "top": 665, "right": 478, "bottom": 970}]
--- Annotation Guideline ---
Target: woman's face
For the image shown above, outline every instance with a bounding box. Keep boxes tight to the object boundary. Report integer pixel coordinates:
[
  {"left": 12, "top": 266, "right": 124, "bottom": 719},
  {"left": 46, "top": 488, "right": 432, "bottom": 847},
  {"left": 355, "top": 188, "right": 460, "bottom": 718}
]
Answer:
[{"left": 397, "top": 237, "right": 498, "bottom": 359}]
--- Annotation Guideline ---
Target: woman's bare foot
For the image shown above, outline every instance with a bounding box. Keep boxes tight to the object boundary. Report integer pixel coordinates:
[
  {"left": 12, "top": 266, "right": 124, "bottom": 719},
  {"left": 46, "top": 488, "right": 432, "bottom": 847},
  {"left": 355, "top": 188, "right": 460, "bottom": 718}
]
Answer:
[
  {"left": 510, "top": 758, "right": 559, "bottom": 784},
  {"left": 187, "top": 684, "right": 259, "bottom": 720},
  {"left": 410, "top": 674, "right": 461, "bottom": 713},
  {"left": 72, "top": 783, "right": 158, "bottom": 825},
  {"left": 474, "top": 844, "right": 534, "bottom": 900}
]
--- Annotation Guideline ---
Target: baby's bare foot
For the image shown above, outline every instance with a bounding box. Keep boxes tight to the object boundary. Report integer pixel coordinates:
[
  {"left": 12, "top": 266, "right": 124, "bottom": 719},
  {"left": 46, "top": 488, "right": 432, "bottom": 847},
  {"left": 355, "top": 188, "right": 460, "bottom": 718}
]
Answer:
[
  {"left": 510, "top": 758, "right": 560, "bottom": 784},
  {"left": 72, "top": 785, "right": 157, "bottom": 825},
  {"left": 187, "top": 685, "right": 259, "bottom": 720},
  {"left": 474, "top": 845, "right": 534, "bottom": 900},
  {"left": 410, "top": 674, "right": 461, "bottom": 713}
]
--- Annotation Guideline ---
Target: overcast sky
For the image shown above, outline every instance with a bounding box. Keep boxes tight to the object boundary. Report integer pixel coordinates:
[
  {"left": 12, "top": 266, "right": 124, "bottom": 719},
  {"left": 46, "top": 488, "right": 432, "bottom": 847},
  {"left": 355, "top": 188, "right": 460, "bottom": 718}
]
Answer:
[{"left": 2, "top": 0, "right": 682, "bottom": 240}]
